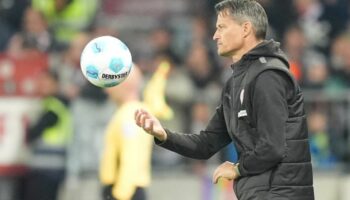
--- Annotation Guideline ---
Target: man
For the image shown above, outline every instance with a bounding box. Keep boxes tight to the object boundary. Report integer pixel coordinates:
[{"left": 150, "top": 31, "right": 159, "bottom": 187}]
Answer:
[
  {"left": 32, "top": 0, "right": 98, "bottom": 49},
  {"left": 25, "top": 70, "right": 71, "bottom": 200},
  {"left": 100, "top": 66, "right": 153, "bottom": 200},
  {"left": 135, "top": 0, "right": 314, "bottom": 199}
]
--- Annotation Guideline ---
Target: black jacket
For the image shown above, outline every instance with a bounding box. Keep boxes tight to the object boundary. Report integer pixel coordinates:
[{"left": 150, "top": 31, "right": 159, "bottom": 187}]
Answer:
[{"left": 158, "top": 40, "right": 314, "bottom": 200}]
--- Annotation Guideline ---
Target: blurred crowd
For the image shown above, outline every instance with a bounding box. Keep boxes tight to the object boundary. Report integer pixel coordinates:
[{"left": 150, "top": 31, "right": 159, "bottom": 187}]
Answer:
[{"left": 0, "top": 0, "right": 350, "bottom": 199}]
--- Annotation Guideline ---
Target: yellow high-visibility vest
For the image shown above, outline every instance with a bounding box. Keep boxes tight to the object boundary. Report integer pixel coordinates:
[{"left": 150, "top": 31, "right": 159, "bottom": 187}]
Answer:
[
  {"left": 32, "top": 0, "right": 98, "bottom": 44},
  {"left": 42, "top": 96, "right": 71, "bottom": 147},
  {"left": 29, "top": 96, "right": 72, "bottom": 169}
]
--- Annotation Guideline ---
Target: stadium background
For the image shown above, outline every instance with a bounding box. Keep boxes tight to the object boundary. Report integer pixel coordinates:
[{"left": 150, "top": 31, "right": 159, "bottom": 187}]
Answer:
[{"left": 0, "top": 0, "right": 350, "bottom": 199}]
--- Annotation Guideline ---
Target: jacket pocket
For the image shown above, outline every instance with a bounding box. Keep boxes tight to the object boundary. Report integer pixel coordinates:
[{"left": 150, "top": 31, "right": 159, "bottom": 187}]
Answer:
[
  {"left": 236, "top": 117, "right": 256, "bottom": 151},
  {"left": 235, "top": 169, "right": 272, "bottom": 197}
]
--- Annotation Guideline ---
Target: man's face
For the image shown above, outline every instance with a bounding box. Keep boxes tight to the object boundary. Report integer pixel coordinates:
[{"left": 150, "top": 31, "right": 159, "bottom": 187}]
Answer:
[
  {"left": 213, "top": 11, "right": 245, "bottom": 57},
  {"left": 36, "top": 72, "right": 57, "bottom": 97}
]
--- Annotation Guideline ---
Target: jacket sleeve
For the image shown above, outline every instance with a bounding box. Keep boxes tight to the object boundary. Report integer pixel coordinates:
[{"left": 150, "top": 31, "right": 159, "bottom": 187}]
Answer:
[
  {"left": 156, "top": 103, "right": 232, "bottom": 160},
  {"left": 238, "top": 70, "right": 293, "bottom": 176},
  {"left": 27, "top": 111, "right": 58, "bottom": 142}
]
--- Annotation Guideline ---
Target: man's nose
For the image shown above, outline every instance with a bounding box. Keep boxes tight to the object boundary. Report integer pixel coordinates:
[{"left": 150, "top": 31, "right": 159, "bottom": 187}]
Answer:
[{"left": 213, "top": 31, "right": 219, "bottom": 41}]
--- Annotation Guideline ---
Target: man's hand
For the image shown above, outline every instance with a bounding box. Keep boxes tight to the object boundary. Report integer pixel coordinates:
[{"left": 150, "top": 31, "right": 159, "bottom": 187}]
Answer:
[
  {"left": 212, "top": 161, "right": 240, "bottom": 184},
  {"left": 135, "top": 109, "right": 167, "bottom": 141}
]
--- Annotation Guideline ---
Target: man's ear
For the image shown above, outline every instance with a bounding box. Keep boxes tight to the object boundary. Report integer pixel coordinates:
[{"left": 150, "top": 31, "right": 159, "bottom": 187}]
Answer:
[{"left": 242, "top": 21, "right": 253, "bottom": 38}]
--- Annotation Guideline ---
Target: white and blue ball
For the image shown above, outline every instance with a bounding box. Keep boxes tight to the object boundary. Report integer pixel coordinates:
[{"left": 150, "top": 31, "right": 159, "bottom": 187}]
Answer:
[{"left": 80, "top": 36, "right": 133, "bottom": 88}]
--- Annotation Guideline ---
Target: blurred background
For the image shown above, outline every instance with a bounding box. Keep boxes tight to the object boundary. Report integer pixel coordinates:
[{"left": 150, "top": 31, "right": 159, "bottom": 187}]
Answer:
[{"left": 0, "top": 0, "right": 350, "bottom": 200}]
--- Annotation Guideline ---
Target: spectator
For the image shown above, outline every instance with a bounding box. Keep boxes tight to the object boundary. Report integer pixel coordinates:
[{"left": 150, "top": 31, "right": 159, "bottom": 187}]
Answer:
[
  {"left": 54, "top": 32, "right": 91, "bottom": 100},
  {"left": 319, "top": 0, "right": 349, "bottom": 51},
  {"left": 6, "top": 7, "right": 55, "bottom": 58},
  {"left": 327, "top": 31, "right": 350, "bottom": 90},
  {"left": 25, "top": 70, "right": 71, "bottom": 200},
  {"left": 294, "top": 0, "right": 330, "bottom": 53},
  {"left": 282, "top": 24, "right": 327, "bottom": 85},
  {"left": 141, "top": 58, "right": 185, "bottom": 168},
  {"left": 149, "top": 26, "right": 182, "bottom": 68},
  {"left": 259, "top": 0, "right": 298, "bottom": 41},
  {"left": 308, "top": 111, "right": 336, "bottom": 169},
  {"left": 59, "top": 32, "right": 114, "bottom": 200},
  {"left": 302, "top": 55, "right": 329, "bottom": 89},
  {"left": 0, "top": 0, "right": 29, "bottom": 51},
  {"left": 32, "top": 0, "right": 99, "bottom": 50}
]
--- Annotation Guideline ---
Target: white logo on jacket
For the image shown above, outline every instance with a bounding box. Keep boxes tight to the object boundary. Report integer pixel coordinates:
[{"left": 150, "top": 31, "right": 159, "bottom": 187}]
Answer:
[
  {"left": 238, "top": 89, "right": 247, "bottom": 118},
  {"left": 240, "top": 89, "right": 244, "bottom": 105}
]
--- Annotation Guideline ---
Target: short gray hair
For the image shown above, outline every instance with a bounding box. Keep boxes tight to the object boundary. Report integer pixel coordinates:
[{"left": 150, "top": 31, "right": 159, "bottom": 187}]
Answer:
[{"left": 215, "top": 0, "right": 268, "bottom": 39}]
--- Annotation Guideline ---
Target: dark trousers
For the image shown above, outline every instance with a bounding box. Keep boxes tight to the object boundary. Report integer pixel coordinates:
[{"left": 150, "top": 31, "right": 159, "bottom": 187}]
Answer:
[
  {"left": 0, "top": 176, "right": 26, "bottom": 200},
  {"left": 24, "top": 169, "right": 65, "bottom": 200},
  {"left": 103, "top": 185, "right": 146, "bottom": 200}
]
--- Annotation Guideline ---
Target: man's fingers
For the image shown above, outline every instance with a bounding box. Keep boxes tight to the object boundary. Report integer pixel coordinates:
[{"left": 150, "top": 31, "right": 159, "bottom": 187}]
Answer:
[
  {"left": 135, "top": 109, "right": 141, "bottom": 122},
  {"left": 213, "top": 174, "right": 221, "bottom": 184},
  {"left": 212, "top": 168, "right": 221, "bottom": 184},
  {"left": 135, "top": 109, "right": 155, "bottom": 134},
  {"left": 135, "top": 109, "right": 149, "bottom": 128},
  {"left": 140, "top": 112, "right": 147, "bottom": 127},
  {"left": 144, "top": 119, "right": 154, "bottom": 133},
  {"left": 135, "top": 109, "right": 143, "bottom": 126}
]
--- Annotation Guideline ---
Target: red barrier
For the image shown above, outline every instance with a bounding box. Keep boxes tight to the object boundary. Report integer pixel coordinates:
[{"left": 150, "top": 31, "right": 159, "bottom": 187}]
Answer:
[{"left": 0, "top": 52, "right": 48, "bottom": 97}]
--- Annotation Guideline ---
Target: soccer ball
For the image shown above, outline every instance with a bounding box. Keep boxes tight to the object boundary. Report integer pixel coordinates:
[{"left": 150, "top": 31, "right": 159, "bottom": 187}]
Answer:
[{"left": 80, "top": 36, "right": 133, "bottom": 88}]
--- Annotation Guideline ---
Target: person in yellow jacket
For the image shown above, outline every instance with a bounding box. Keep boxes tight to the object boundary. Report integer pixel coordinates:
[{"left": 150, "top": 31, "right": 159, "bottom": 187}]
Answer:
[
  {"left": 25, "top": 70, "right": 72, "bottom": 200},
  {"left": 32, "top": 0, "right": 98, "bottom": 49},
  {"left": 99, "top": 63, "right": 172, "bottom": 200}
]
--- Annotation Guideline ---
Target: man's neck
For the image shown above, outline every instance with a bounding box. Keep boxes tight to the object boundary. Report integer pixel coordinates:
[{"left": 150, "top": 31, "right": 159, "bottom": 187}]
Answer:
[{"left": 231, "top": 39, "right": 264, "bottom": 63}]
